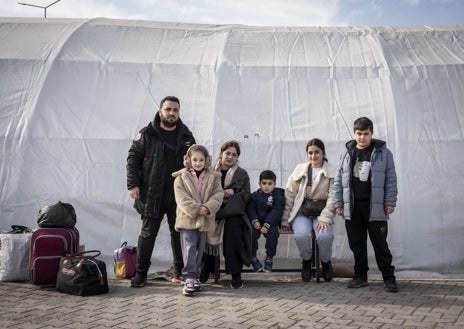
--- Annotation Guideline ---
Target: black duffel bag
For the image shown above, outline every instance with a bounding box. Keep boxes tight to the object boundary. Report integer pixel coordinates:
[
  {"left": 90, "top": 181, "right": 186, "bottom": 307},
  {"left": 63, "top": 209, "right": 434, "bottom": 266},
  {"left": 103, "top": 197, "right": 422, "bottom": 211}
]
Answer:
[
  {"left": 37, "top": 201, "right": 76, "bottom": 228},
  {"left": 56, "top": 250, "right": 109, "bottom": 296}
]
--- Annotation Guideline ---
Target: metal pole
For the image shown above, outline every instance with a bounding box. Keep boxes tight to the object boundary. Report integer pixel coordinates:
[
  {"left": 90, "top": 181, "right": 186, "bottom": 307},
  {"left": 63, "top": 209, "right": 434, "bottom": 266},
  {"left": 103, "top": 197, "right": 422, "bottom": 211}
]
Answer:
[{"left": 18, "top": 0, "right": 62, "bottom": 18}]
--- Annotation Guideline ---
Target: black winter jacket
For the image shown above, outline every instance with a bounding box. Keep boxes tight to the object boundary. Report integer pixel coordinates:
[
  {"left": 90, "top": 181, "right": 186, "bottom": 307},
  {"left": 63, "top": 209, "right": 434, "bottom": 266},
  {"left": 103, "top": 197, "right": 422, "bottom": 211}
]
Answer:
[
  {"left": 247, "top": 187, "right": 285, "bottom": 230},
  {"left": 126, "top": 113, "right": 195, "bottom": 219}
]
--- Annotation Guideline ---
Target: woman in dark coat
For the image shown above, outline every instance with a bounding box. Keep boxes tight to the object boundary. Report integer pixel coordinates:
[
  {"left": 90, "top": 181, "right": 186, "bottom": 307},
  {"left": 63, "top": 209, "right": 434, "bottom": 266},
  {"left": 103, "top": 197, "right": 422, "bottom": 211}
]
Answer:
[{"left": 200, "top": 140, "right": 252, "bottom": 289}]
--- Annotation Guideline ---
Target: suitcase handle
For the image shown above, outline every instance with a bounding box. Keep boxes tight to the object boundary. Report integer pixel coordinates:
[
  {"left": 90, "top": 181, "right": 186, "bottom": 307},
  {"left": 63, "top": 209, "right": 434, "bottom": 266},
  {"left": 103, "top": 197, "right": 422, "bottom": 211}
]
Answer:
[
  {"left": 8, "top": 225, "right": 32, "bottom": 234},
  {"left": 63, "top": 250, "right": 101, "bottom": 260}
]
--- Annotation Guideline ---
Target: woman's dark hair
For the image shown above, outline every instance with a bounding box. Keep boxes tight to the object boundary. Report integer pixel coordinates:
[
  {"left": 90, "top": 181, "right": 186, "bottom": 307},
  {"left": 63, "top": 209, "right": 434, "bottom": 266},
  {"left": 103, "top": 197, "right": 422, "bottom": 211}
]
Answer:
[
  {"left": 219, "top": 140, "right": 241, "bottom": 157},
  {"left": 306, "top": 138, "right": 328, "bottom": 162}
]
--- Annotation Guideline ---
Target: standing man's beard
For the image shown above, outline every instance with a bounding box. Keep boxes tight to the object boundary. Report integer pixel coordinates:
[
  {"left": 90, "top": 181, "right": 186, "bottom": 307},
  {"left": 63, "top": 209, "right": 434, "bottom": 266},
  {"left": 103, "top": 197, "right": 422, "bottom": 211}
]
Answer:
[{"left": 160, "top": 116, "right": 178, "bottom": 128}]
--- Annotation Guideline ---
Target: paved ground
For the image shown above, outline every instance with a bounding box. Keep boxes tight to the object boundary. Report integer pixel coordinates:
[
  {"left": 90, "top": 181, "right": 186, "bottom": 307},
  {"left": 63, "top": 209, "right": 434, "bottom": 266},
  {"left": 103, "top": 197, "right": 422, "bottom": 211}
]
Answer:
[{"left": 1, "top": 272, "right": 463, "bottom": 329}]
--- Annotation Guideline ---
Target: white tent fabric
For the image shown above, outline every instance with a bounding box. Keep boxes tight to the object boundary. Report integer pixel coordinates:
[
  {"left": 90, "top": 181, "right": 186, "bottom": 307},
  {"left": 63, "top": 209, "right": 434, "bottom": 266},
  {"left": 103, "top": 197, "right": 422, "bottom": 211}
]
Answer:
[{"left": 1, "top": 18, "right": 463, "bottom": 276}]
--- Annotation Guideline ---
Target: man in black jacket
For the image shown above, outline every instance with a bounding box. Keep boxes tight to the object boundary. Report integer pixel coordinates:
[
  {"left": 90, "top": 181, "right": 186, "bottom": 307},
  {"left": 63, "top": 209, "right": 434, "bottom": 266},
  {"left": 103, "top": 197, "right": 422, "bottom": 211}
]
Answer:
[{"left": 127, "top": 96, "right": 196, "bottom": 287}]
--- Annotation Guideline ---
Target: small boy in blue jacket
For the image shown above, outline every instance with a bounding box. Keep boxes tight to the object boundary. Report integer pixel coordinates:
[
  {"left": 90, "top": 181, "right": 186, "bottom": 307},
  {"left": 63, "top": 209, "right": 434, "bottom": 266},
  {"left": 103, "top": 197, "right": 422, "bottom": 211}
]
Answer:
[{"left": 247, "top": 170, "right": 285, "bottom": 272}]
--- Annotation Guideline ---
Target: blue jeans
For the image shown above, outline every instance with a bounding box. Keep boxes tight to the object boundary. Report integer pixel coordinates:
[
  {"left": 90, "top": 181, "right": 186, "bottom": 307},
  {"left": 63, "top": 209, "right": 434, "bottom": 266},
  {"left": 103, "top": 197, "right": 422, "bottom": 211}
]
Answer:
[{"left": 292, "top": 213, "right": 334, "bottom": 262}]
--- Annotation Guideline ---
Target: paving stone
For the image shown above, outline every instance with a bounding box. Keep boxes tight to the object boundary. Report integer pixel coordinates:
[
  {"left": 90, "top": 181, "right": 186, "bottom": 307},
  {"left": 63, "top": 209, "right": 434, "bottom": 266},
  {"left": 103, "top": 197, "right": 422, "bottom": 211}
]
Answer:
[{"left": 0, "top": 278, "right": 463, "bottom": 328}]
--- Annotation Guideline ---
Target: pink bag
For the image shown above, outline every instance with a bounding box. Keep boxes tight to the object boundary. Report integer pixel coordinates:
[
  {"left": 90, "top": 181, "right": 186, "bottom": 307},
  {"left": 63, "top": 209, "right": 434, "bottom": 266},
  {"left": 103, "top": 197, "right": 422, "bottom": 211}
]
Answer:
[{"left": 113, "top": 242, "right": 137, "bottom": 279}]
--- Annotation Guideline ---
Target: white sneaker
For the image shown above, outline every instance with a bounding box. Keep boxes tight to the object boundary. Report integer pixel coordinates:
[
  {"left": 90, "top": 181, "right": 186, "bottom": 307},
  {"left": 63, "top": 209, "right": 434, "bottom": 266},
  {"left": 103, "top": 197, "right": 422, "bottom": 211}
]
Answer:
[{"left": 182, "top": 278, "right": 196, "bottom": 296}]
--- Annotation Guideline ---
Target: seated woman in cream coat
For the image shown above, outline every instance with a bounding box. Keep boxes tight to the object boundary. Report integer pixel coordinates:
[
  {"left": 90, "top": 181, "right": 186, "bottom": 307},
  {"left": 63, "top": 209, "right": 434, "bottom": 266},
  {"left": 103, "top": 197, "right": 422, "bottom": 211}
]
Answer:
[{"left": 281, "top": 138, "right": 336, "bottom": 282}]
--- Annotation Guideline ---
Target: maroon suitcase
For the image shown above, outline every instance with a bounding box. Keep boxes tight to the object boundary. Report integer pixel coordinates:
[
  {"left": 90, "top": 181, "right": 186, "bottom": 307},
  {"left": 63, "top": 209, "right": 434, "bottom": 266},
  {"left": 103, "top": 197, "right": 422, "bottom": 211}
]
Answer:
[{"left": 29, "top": 227, "right": 80, "bottom": 285}]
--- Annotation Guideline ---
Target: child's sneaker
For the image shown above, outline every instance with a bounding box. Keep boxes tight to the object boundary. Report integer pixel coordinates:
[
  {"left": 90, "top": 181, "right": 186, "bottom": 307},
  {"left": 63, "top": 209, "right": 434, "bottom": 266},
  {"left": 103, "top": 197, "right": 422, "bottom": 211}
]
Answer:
[
  {"left": 251, "top": 257, "right": 263, "bottom": 272},
  {"left": 263, "top": 257, "right": 273, "bottom": 273},
  {"left": 182, "top": 278, "right": 196, "bottom": 296}
]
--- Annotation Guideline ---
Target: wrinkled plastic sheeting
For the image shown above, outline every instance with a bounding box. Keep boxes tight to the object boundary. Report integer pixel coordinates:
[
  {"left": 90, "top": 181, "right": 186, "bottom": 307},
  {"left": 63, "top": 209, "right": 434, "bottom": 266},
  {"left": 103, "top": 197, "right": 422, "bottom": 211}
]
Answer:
[{"left": 0, "top": 18, "right": 463, "bottom": 275}]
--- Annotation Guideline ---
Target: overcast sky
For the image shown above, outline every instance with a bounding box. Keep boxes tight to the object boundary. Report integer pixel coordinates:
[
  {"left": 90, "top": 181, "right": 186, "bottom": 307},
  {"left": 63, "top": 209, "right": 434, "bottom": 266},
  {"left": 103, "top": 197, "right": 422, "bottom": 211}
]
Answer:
[{"left": 1, "top": 0, "right": 463, "bottom": 27}]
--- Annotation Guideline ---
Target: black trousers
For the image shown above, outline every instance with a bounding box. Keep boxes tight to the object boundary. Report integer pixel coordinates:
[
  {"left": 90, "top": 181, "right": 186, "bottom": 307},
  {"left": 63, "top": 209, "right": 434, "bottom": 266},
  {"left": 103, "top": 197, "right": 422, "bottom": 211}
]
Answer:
[
  {"left": 136, "top": 196, "right": 183, "bottom": 276},
  {"left": 201, "top": 253, "right": 216, "bottom": 275},
  {"left": 251, "top": 225, "right": 279, "bottom": 257},
  {"left": 223, "top": 215, "right": 245, "bottom": 275},
  {"left": 345, "top": 200, "right": 395, "bottom": 279}
]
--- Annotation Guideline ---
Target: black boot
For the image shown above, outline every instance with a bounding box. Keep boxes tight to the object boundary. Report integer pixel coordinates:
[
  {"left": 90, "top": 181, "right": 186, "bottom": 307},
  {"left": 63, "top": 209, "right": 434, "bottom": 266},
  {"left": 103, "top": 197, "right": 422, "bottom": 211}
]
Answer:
[
  {"left": 230, "top": 273, "right": 243, "bottom": 289},
  {"left": 301, "top": 259, "right": 312, "bottom": 282},
  {"left": 322, "top": 261, "right": 333, "bottom": 282},
  {"left": 130, "top": 270, "right": 147, "bottom": 288}
]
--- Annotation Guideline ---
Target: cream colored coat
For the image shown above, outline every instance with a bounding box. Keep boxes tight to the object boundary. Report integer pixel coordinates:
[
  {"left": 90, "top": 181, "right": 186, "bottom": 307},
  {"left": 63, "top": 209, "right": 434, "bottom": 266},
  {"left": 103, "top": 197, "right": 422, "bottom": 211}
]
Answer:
[
  {"left": 173, "top": 168, "right": 224, "bottom": 232},
  {"left": 281, "top": 161, "right": 336, "bottom": 227}
]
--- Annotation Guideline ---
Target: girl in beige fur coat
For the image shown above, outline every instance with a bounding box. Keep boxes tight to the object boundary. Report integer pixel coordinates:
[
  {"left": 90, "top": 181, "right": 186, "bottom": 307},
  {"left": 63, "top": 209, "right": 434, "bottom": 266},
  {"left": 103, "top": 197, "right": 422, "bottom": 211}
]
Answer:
[{"left": 173, "top": 145, "right": 224, "bottom": 296}]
